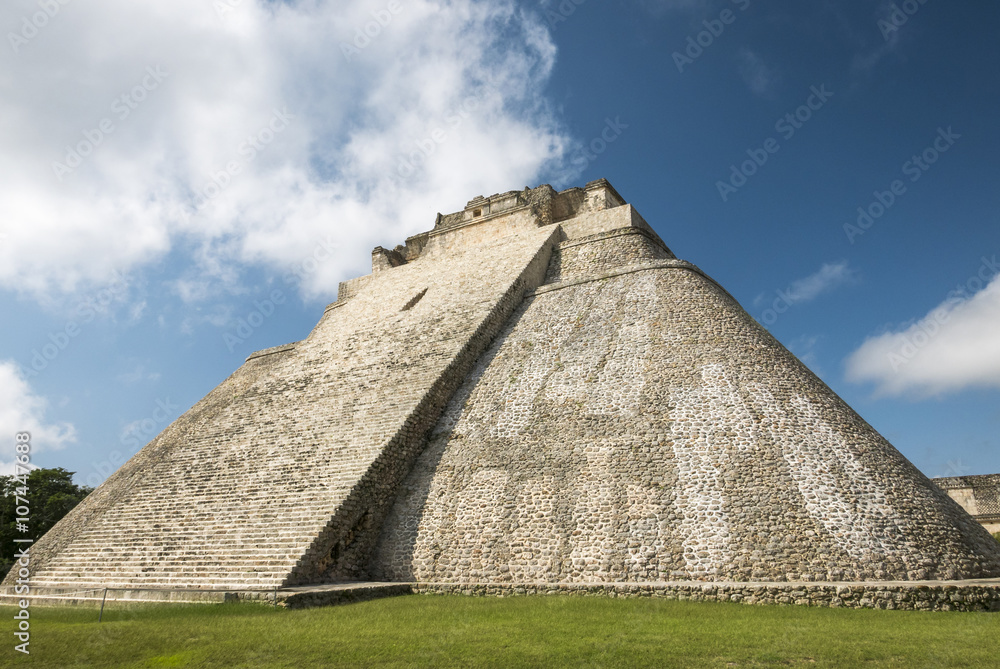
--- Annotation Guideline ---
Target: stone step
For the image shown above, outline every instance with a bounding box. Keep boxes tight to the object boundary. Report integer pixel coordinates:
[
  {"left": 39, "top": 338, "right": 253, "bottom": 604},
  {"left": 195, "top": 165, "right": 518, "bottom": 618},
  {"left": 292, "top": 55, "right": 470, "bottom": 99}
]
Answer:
[
  {"left": 49, "top": 544, "right": 311, "bottom": 554},
  {"left": 34, "top": 577, "right": 286, "bottom": 586},
  {"left": 35, "top": 577, "right": 284, "bottom": 587},
  {"left": 39, "top": 559, "right": 293, "bottom": 570},
  {"left": 48, "top": 552, "right": 304, "bottom": 568},
  {"left": 62, "top": 538, "right": 314, "bottom": 544},
  {"left": 35, "top": 571, "right": 287, "bottom": 581},
  {"left": 41, "top": 569, "right": 290, "bottom": 576},
  {"left": 51, "top": 539, "right": 319, "bottom": 550},
  {"left": 63, "top": 525, "right": 327, "bottom": 534},
  {"left": 41, "top": 565, "right": 295, "bottom": 575},
  {"left": 44, "top": 556, "right": 306, "bottom": 566},
  {"left": 32, "top": 573, "right": 287, "bottom": 584},
  {"left": 55, "top": 544, "right": 311, "bottom": 553},
  {"left": 78, "top": 513, "right": 326, "bottom": 520},
  {"left": 41, "top": 557, "right": 301, "bottom": 568},
  {"left": 62, "top": 534, "right": 320, "bottom": 543}
]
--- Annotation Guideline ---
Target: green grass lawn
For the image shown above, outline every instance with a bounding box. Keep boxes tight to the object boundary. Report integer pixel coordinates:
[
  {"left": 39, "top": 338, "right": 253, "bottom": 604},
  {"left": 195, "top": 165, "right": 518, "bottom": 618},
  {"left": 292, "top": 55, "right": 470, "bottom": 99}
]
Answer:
[{"left": 2, "top": 594, "right": 998, "bottom": 668}]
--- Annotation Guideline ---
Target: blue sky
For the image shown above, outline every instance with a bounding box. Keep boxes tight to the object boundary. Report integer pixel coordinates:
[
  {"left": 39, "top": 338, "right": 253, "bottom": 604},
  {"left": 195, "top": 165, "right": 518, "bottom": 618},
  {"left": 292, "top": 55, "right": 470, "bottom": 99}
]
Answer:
[{"left": 1, "top": 0, "right": 998, "bottom": 486}]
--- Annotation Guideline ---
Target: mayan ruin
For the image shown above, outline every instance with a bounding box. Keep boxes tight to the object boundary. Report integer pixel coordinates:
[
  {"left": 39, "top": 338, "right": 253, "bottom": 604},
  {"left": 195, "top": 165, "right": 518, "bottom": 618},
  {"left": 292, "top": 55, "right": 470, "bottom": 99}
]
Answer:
[
  {"left": 7, "top": 179, "right": 1000, "bottom": 611},
  {"left": 934, "top": 475, "right": 1000, "bottom": 534}
]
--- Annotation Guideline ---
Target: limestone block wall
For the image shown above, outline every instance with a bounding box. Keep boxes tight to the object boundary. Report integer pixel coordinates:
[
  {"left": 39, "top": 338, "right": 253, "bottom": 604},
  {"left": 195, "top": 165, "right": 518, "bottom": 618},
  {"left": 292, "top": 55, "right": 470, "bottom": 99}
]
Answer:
[
  {"left": 425, "top": 209, "right": 541, "bottom": 256},
  {"left": 413, "top": 582, "right": 1000, "bottom": 612},
  {"left": 544, "top": 228, "right": 675, "bottom": 284},
  {"left": 935, "top": 475, "right": 1000, "bottom": 534},
  {"left": 10, "top": 224, "right": 560, "bottom": 590},
  {"left": 373, "top": 229, "right": 1000, "bottom": 584}
]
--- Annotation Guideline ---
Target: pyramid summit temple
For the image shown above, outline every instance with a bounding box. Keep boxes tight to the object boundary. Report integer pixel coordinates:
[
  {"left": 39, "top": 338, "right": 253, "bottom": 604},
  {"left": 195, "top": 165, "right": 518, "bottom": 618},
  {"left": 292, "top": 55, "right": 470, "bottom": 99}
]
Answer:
[{"left": 8, "top": 179, "right": 1000, "bottom": 610}]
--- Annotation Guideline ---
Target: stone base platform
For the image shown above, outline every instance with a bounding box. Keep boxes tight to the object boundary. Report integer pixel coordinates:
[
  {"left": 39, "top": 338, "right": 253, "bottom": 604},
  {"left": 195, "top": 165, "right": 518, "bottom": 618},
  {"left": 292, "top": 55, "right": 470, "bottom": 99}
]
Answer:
[
  {"left": 0, "top": 586, "right": 241, "bottom": 608},
  {"left": 0, "top": 582, "right": 410, "bottom": 609},
  {"left": 412, "top": 579, "right": 1000, "bottom": 612},
  {"left": 3, "top": 579, "right": 998, "bottom": 612}
]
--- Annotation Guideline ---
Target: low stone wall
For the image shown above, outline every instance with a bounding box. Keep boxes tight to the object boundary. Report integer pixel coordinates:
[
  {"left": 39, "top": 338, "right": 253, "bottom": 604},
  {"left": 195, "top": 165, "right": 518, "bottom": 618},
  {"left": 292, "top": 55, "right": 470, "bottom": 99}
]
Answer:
[
  {"left": 277, "top": 583, "right": 413, "bottom": 609},
  {"left": 0, "top": 586, "right": 238, "bottom": 608},
  {"left": 6, "top": 580, "right": 997, "bottom": 612},
  {"left": 412, "top": 581, "right": 1000, "bottom": 612},
  {"left": 934, "top": 474, "right": 1000, "bottom": 534}
]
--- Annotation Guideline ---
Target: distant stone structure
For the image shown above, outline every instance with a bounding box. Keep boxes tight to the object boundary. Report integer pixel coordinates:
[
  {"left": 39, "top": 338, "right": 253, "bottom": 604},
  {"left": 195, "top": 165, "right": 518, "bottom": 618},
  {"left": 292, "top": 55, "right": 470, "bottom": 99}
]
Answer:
[
  {"left": 934, "top": 475, "right": 1000, "bottom": 534},
  {"left": 6, "top": 179, "right": 1000, "bottom": 610}
]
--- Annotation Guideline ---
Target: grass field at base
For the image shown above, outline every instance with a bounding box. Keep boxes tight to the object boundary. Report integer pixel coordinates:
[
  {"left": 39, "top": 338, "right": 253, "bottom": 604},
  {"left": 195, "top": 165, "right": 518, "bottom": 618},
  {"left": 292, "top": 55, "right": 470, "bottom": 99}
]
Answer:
[{"left": 2, "top": 594, "right": 998, "bottom": 668}]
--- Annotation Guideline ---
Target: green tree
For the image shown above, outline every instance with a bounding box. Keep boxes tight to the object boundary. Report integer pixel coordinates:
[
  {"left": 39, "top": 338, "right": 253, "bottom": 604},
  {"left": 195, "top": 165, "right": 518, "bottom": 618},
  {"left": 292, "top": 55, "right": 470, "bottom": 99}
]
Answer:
[
  {"left": 0, "top": 468, "right": 92, "bottom": 579},
  {"left": 993, "top": 531, "right": 1000, "bottom": 543}
]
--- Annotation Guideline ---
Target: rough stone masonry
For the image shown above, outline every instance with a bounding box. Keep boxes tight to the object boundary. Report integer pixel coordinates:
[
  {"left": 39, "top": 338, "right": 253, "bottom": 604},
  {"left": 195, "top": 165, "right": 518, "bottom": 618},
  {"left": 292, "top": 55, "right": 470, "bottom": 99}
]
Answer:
[
  {"left": 6, "top": 179, "right": 1000, "bottom": 610},
  {"left": 934, "top": 474, "right": 1000, "bottom": 534}
]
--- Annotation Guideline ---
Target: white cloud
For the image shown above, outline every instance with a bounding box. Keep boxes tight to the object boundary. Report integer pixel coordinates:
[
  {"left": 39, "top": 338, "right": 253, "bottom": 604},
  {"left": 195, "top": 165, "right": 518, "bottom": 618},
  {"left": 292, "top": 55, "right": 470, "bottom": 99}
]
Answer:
[
  {"left": 737, "top": 49, "right": 778, "bottom": 96},
  {"left": 785, "top": 261, "right": 859, "bottom": 304},
  {"left": 0, "top": 361, "right": 78, "bottom": 475},
  {"left": 845, "top": 269, "right": 1000, "bottom": 397},
  {"left": 0, "top": 0, "right": 571, "bottom": 303},
  {"left": 755, "top": 260, "right": 859, "bottom": 308},
  {"left": 852, "top": 1, "right": 904, "bottom": 72}
]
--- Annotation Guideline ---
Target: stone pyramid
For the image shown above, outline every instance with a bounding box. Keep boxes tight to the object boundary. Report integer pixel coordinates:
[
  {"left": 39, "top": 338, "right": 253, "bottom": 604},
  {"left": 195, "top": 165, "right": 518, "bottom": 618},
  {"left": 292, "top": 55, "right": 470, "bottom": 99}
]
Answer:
[{"left": 10, "top": 180, "right": 1000, "bottom": 595}]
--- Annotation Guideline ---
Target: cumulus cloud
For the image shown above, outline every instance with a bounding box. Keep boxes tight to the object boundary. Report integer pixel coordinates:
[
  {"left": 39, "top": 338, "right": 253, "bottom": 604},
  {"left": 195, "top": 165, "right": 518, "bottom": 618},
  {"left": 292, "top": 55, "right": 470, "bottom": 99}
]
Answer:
[
  {"left": 845, "top": 262, "right": 1000, "bottom": 397},
  {"left": 0, "top": 0, "right": 571, "bottom": 302},
  {"left": 0, "top": 361, "right": 77, "bottom": 475}
]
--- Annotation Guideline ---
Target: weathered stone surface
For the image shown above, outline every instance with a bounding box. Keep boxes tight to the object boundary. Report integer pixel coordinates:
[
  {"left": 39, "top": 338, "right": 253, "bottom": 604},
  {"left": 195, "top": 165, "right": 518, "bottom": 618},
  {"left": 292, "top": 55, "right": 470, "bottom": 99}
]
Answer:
[
  {"left": 372, "top": 232, "right": 1000, "bottom": 584},
  {"left": 6, "top": 178, "right": 1000, "bottom": 609},
  {"left": 934, "top": 474, "right": 1000, "bottom": 533},
  {"left": 8, "top": 205, "right": 560, "bottom": 590},
  {"left": 411, "top": 581, "right": 1000, "bottom": 612}
]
